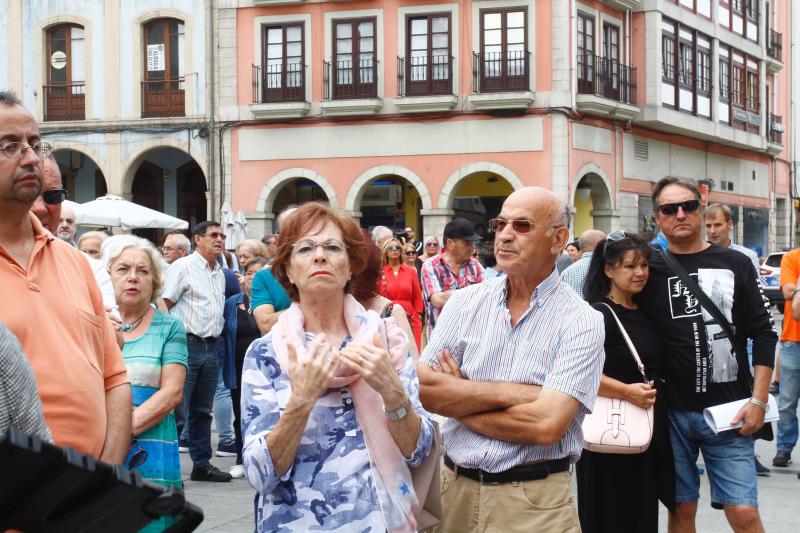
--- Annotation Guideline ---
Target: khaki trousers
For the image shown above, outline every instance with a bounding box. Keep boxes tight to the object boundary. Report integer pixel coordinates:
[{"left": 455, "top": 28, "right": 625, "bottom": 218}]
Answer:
[{"left": 435, "top": 465, "right": 581, "bottom": 533}]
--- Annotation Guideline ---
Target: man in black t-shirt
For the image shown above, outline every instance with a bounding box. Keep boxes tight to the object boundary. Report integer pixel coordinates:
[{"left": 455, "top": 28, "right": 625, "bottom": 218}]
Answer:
[{"left": 638, "top": 177, "right": 776, "bottom": 533}]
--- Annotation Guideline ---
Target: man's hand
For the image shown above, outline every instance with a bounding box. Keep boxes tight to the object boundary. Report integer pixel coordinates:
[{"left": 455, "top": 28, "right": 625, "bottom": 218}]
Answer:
[
  {"left": 731, "top": 400, "right": 767, "bottom": 436},
  {"left": 431, "top": 348, "right": 463, "bottom": 379}
]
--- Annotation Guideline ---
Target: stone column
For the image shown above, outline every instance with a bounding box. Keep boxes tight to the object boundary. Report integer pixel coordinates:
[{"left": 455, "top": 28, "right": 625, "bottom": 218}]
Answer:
[
  {"left": 245, "top": 212, "right": 273, "bottom": 240},
  {"left": 421, "top": 208, "right": 455, "bottom": 241},
  {"left": 590, "top": 208, "right": 620, "bottom": 234}
]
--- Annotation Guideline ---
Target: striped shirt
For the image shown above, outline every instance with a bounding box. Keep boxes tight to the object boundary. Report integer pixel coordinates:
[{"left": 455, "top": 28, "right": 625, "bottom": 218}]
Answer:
[
  {"left": 420, "top": 254, "right": 484, "bottom": 336},
  {"left": 559, "top": 251, "right": 593, "bottom": 296},
  {"left": 420, "top": 270, "right": 605, "bottom": 470},
  {"left": 162, "top": 252, "right": 225, "bottom": 338}
]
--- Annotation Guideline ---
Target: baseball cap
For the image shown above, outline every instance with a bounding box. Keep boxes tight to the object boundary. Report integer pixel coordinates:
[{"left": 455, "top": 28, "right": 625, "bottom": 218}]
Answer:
[{"left": 443, "top": 217, "right": 482, "bottom": 242}]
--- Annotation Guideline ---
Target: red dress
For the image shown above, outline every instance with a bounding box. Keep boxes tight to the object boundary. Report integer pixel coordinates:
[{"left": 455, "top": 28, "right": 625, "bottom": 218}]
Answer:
[{"left": 378, "top": 264, "right": 423, "bottom": 350}]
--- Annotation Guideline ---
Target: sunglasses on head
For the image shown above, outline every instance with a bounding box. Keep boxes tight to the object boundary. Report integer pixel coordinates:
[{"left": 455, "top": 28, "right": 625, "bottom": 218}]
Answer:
[
  {"left": 657, "top": 199, "right": 700, "bottom": 216},
  {"left": 606, "top": 230, "right": 626, "bottom": 242},
  {"left": 42, "top": 188, "right": 67, "bottom": 205}
]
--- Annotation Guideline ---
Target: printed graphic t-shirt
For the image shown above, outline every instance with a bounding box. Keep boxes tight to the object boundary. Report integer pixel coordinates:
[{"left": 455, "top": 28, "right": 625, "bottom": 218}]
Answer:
[{"left": 638, "top": 245, "right": 777, "bottom": 412}]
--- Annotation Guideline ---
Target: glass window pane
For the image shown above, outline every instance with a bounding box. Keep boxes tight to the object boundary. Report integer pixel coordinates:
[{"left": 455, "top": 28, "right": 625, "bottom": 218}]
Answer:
[
  {"left": 51, "top": 26, "right": 67, "bottom": 41},
  {"left": 484, "top": 45, "right": 502, "bottom": 58},
  {"left": 411, "top": 35, "right": 427, "bottom": 51},
  {"left": 484, "top": 29, "right": 501, "bottom": 45},
  {"left": 267, "top": 28, "right": 283, "bottom": 44},
  {"left": 337, "top": 53, "right": 352, "bottom": 65},
  {"left": 432, "top": 48, "right": 448, "bottom": 59},
  {"left": 358, "top": 22, "right": 374, "bottom": 37},
  {"left": 484, "top": 13, "right": 501, "bottom": 30},
  {"left": 507, "top": 11, "right": 525, "bottom": 28},
  {"left": 267, "top": 44, "right": 283, "bottom": 59},
  {"left": 507, "top": 28, "right": 524, "bottom": 44},
  {"left": 411, "top": 18, "right": 427, "bottom": 35},
  {"left": 336, "top": 39, "right": 352, "bottom": 54},
  {"left": 147, "top": 21, "right": 164, "bottom": 44},
  {"left": 432, "top": 17, "right": 448, "bottom": 33},
  {"left": 71, "top": 32, "right": 85, "bottom": 82},
  {"left": 360, "top": 37, "right": 374, "bottom": 53},
  {"left": 286, "top": 42, "right": 301, "bottom": 58},
  {"left": 286, "top": 26, "right": 301, "bottom": 42},
  {"left": 71, "top": 26, "right": 84, "bottom": 39},
  {"left": 432, "top": 34, "right": 448, "bottom": 49},
  {"left": 336, "top": 23, "right": 352, "bottom": 39}
]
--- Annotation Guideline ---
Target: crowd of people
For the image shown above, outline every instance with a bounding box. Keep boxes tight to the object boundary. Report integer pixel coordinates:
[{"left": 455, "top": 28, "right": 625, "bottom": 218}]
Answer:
[{"left": 0, "top": 88, "right": 793, "bottom": 533}]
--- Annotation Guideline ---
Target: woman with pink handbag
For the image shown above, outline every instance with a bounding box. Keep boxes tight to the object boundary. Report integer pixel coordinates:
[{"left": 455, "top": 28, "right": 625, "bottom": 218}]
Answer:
[{"left": 576, "top": 232, "right": 675, "bottom": 533}]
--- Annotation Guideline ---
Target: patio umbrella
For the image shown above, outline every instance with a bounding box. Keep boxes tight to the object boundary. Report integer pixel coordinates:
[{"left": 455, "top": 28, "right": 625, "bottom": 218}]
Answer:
[
  {"left": 227, "top": 210, "right": 249, "bottom": 250},
  {"left": 220, "top": 202, "right": 236, "bottom": 250},
  {"left": 76, "top": 194, "right": 188, "bottom": 230},
  {"left": 62, "top": 199, "right": 82, "bottom": 217}
]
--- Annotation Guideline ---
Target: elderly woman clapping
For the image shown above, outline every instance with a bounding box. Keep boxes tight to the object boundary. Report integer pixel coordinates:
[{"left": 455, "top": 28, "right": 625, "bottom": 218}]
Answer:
[
  {"left": 102, "top": 236, "right": 188, "bottom": 527},
  {"left": 241, "top": 202, "right": 434, "bottom": 532}
]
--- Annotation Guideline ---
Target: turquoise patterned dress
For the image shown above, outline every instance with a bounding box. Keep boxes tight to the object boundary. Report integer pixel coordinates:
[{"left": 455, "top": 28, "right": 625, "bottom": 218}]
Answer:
[{"left": 122, "top": 310, "right": 188, "bottom": 532}]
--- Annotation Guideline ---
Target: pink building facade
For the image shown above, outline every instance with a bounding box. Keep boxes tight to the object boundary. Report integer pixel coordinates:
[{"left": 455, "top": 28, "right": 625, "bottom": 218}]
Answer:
[{"left": 220, "top": 0, "right": 791, "bottom": 256}]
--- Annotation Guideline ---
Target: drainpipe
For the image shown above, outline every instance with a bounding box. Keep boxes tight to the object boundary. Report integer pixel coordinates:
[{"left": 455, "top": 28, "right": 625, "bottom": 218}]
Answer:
[{"left": 208, "top": 0, "right": 217, "bottom": 218}]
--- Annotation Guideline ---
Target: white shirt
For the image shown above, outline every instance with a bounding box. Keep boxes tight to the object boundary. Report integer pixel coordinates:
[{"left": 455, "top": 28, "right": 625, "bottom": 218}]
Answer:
[
  {"left": 84, "top": 254, "right": 116, "bottom": 310},
  {"left": 161, "top": 252, "right": 225, "bottom": 337}
]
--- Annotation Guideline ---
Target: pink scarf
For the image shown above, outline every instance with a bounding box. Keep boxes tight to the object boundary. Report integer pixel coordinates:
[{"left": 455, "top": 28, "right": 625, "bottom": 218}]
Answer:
[{"left": 271, "top": 295, "right": 420, "bottom": 533}]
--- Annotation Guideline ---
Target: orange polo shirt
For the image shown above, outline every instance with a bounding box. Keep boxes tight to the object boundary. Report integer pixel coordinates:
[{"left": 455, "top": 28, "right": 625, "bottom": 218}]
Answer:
[
  {"left": 0, "top": 214, "right": 128, "bottom": 457},
  {"left": 780, "top": 248, "right": 800, "bottom": 342}
]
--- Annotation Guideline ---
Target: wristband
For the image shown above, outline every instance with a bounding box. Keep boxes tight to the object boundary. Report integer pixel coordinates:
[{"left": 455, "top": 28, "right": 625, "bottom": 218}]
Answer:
[{"left": 749, "top": 397, "right": 768, "bottom": 412}]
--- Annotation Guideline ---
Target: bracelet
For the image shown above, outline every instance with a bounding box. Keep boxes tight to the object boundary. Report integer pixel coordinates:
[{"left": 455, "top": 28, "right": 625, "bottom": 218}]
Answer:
[
  {"left": 749, "top": 397, "right": 768, "bottom": 412},
  {"left": 793, "top": 288, "right": 800, "bottom": 299}
]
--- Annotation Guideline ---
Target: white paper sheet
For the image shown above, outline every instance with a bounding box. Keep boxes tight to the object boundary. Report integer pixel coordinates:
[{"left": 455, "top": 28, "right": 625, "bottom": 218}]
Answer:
[{"left": 703, "top": 396, "right": 779, "bottom": 434}]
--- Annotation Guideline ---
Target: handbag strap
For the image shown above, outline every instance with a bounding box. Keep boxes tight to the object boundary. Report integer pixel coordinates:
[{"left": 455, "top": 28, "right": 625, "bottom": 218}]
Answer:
[
  {"left": 660, "top": 248, "right": 753, "bottom": 386},
  {"left": 596, "top": 302, "right": 648, "bottom": 383}
]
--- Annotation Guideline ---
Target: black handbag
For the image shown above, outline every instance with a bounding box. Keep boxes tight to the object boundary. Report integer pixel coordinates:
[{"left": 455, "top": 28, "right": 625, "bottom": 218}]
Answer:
[{"left": 660, "top": 249, "right": 774, "bottom": 441}]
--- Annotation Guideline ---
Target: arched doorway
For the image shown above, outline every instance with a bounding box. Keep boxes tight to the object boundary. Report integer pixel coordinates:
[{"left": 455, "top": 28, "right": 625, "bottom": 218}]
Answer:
[
  {"left": 130, "top": 147, "right": 206, "bottom": 243},
  {"left": 452, "top": 171, "right": 514, "bottom": 258},
  {"left": 271, "top": 178, "right": 329, "bottom": 216},
  {"left": 357, "top": 176, "right": 422, "bottom": 234},
  {"left": 53, "top": 150, "right": 107, "bottom": 203},
  {"left": 573, "top": 173, "right": 612, "bottom": 236}
]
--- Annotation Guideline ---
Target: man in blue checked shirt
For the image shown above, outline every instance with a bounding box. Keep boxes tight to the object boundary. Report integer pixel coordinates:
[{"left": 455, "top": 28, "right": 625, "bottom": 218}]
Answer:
[{"left": 418, "top": 187, "right": 605, "bottom": 533}]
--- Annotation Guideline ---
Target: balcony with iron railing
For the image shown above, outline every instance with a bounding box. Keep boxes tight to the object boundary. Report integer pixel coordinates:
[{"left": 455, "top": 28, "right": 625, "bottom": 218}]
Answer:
[
  {"left": 576, "top": 53, "right": 639, "bottom": 120},
  {"left": 394, "top": 55, "right": 458, "bottom": 113},
  {"left": 141, "top": 78, "right": 185, "bottom": 118},
  {"left": 467, "top": 51, "right": 534, "bottom": 110},
  {"left": 768, "top": 113, "right": 784, "bottom": 146},
  {"left": 321, "top": 58, "right": 382, "bottom": 116},
  {"left": 766, "top": 30, "right": 784, "bottom": 72},
  {"left": 43, "top": 83, "right": 86, "bottom": 121},
  {"left": 249, "top": 63, "right": 310, "bottom": 119}
]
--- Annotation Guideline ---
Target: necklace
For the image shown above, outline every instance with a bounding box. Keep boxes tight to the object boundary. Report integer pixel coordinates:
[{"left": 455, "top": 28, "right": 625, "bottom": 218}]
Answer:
[{"left": 121, "top": 308, "right": 151, "bottom": 332}]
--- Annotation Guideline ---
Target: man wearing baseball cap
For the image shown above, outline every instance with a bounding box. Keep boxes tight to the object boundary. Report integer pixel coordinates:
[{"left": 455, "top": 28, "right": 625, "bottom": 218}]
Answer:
[{"left": 420, "top": 217, "right": 484, "bottom": 337}]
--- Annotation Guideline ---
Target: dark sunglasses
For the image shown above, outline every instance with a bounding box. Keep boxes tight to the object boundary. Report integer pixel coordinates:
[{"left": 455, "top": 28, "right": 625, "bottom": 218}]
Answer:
[
  {"left": 425, "top": 242, "right": 439, "bottom": 248},
  {"left": 127, "top": 446, "right": 148, "bottom": 469},
  {"left": 405, "top": 251, "right": 417, "bottom": 257},
  {"left": 42, "top": 188, "right": 67, "bottom": 205},
  {"left": 204, "top": 231, "right": 227, "bottom": 240},
  {"left": 387, "top": 245, "right": 401, "bottom": 251},
  {"left": 489, "top": 218, "right": 534, "bottom": 234},
  {"left": 657, "top": 199, "right": 700, "bottom": 216}
]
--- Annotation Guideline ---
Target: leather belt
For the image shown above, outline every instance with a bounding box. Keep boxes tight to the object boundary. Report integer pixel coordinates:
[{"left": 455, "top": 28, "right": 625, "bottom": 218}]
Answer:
[
  {"left": 444, "top": 454, "right": 570, "bottom": 484},
  {"left": 187, "top": 333, "right": 219, "bottom": 343}
]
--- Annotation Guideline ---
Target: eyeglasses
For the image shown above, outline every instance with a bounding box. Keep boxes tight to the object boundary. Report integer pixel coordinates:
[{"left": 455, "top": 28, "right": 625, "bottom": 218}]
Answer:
[
  {"left": 0, "top": 141, "right": 53, "bottom": 159},
  {"left": 203, "top": 231, "right": 226, "bottom": 240},
  {"left": 489, "top": 218, "right": 562, "bottom": 234},
  {"left": 606, "top": 231, "right": 626, "bottom": 242},
  {"left": 425, "top": 242, "right": 439, "bottom": 248},
  {"left": 387, "top": 245, "right": 401, "bottom": 251},
  {"left": 291, "top": 239, "right": 349, "bottom": 259},
  {"left": 657, "top": 199, "right": 701, "bottom": 216},
  {"left": 405, "top": 251, "right": 417, "bottom": 257},
  {"left": 42, "top": 188, "right": 67, "bottom": 205}
]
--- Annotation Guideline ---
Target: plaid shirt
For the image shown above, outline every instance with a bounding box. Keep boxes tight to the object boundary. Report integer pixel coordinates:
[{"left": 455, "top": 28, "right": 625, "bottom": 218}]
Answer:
[{"left": 420, "top": 254, "right": 484, "bottom": 336}]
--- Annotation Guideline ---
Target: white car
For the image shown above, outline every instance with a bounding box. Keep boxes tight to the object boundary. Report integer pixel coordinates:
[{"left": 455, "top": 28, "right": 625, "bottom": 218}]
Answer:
[{"left": 760, "top": 252, "right": 785, "bottom": 307}]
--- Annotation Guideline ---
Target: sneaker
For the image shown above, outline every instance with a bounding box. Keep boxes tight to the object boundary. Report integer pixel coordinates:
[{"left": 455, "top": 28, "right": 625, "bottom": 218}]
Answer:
[
  {"left": 216, "top": 441, "right": 237, "bottom": 457},
  {"left": 773, "top": 451, "right": 793, "bottom": 467},
  {"left": 755, "top": 457, "right": 771, "bottom": 476},
  {"left": 229, "top": 464, "right": 245, "bottom": 479},
  {"left": 770, "top": 381, "right": 780, "bottom": 395},
  {"left": 190, "top": 464, "right": 233, "bottom": 482}
]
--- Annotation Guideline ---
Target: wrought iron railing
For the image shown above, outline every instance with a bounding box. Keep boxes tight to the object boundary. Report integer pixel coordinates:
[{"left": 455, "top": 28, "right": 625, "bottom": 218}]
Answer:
[
  {"left": 397, "top": 55, "right": 454, "bottom": 97},
  {"left": 576, "top": 53, "right": 637, "bottom": 105},
  {"left": 768, "top": 113, "right": 783, "bottom": 145},
  {"left": 43, "top": 83, "right": 86, "bottom": 121},
  {"left": 251, "top": 63, "right": 306, "bottom": 103},
  {"left": 768, "top": 30, "right": 783, "bottom": 61},
  {"left": 323, "top": 58, "right": 378, "bottom": 100},
  {"left": 472, "top": 51, "right": 530, "bottom": 93}
]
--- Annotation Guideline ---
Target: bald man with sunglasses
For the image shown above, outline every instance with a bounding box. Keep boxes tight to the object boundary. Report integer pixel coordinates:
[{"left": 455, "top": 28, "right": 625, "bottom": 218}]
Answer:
[{"left": 638, "top": 176, "right": 776, "bottom": 533}]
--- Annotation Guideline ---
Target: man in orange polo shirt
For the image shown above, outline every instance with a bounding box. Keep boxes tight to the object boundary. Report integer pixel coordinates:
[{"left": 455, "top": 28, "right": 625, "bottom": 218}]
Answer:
[{"left": 0, "top": 91, "right": 131, "bottom": 462}]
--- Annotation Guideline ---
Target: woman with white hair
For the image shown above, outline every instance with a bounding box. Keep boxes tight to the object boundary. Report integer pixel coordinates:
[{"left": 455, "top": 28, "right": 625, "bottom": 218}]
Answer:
[{"left": 102, "top": 235, "right": 188, "bottom": 532}]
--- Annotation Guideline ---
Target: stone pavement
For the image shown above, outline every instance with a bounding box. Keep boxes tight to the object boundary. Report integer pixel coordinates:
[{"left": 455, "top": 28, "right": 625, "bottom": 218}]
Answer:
[{"left": 181, "top": 432, "right": 799, "bottom": 532}]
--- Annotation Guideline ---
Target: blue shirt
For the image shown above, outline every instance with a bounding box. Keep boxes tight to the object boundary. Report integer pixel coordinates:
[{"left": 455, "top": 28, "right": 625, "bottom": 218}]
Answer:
[{"left": 250, "top": 268, "right": 291, "bottom": 313}]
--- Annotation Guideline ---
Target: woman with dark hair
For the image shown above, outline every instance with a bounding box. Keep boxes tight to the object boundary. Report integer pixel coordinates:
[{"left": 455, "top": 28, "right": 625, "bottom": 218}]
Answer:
[
  {"left": 577, "top": 231, "right": 674, "bottom": 533},
  {"left": 240, "top": 202, "right": 433, "bottom": 532}
]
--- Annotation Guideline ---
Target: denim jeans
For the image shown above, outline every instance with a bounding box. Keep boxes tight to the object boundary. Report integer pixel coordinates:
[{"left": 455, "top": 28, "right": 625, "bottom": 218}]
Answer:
[
  {"left": 214, "top": 370, "right": 235, "bottom": 446},
  {"left": 777, "top": 341, "right": 800, "bottom": 454},
  {"left": 175, "top": 336, "right": 220, "bottom": 467}
]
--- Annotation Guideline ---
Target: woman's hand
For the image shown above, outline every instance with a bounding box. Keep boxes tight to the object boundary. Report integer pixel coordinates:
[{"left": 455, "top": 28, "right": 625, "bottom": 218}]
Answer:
[
  {"left": 339, "top": 333, "right": 407, "bottom": 409},
  {"left": 286, "top": 334, "right": 339, "bottom": 406},
  {"left": 625, "top": 382, "right": 656, "bottom": 409}
]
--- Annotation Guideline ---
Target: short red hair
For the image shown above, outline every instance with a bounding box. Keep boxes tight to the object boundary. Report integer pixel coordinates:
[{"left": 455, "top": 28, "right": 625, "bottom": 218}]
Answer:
[{"left": 271, "top": 202, "right": 372, "bottom": 302}]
